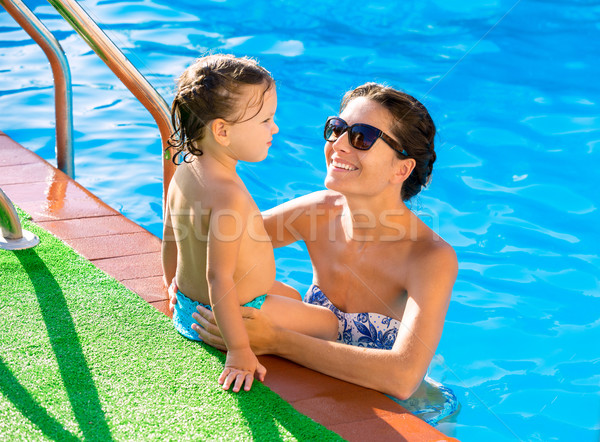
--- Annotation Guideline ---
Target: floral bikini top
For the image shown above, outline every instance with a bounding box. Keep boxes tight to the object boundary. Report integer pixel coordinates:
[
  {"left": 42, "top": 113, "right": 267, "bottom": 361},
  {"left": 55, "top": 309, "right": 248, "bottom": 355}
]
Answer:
[{"left": 305, "top": 284, "right": 401, "bottom": 350}]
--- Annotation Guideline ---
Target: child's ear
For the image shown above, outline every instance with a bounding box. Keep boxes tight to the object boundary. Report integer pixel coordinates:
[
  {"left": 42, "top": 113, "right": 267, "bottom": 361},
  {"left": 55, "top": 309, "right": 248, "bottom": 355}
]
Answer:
[
  {"left": 391, "top": 158, "right": 416, "bottom": 185},
  {"left": 210, "top": 118, "right": 230, "bottom": 146}
]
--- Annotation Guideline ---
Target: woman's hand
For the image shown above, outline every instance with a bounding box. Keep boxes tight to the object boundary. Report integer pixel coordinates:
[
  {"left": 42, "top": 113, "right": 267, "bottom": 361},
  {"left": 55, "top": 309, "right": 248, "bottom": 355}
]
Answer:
[
  {"left": 192, "top": 306, "right": 278, "bottom": 355},
  {"left": 191, "top": 306, "right": 226, "bottom": 350},
  {"left": 171, "top": 279, "right": 279, "bottom": 354}
]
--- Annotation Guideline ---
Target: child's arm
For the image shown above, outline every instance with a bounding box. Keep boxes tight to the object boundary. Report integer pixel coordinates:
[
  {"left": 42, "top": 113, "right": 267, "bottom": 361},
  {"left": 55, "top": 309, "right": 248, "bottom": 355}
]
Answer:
[
  {"left": 206, "top": 186, "right": 266, "bottom": 392},
  {"left": 161, "top": 201, "right": 177, "bottom": 288}
]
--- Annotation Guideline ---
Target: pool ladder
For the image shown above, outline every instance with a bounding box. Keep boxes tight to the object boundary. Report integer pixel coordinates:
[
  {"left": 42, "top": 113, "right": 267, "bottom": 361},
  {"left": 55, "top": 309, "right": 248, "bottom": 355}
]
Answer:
[
  {"left": 0, "top": 0, "right": 177, "bottom": 249},
  {"left": 0, "top": 188, "right": 39, "bottom": 250}
]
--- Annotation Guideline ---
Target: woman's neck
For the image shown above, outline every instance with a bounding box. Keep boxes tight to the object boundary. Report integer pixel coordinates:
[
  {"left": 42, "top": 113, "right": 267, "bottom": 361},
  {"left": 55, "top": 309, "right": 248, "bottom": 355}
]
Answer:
[{"left": 341, "top": 191, "right": 414, "bottom": 243}]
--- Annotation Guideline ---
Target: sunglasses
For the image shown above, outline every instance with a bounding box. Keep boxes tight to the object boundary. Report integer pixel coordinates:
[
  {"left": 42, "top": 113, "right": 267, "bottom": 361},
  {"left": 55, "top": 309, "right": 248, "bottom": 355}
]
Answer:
[{"left": 324, "top": 116, "right": 408, "bottom": 157}]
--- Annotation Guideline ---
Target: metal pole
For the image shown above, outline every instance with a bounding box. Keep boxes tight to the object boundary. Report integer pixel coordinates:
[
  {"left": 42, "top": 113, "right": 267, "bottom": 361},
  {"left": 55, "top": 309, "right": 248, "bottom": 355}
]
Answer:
[
  {"left": 0, "top": 188, "right": 22, "bottom": 240},
  {"left": 1, "top": 0, "right": 75, "bottom": 177},
  {"left": 0, "top": 188, "right": 39, "bottom": 250},
  {"left": 47, "top": 0, "right": 176, "bottom": 200}
]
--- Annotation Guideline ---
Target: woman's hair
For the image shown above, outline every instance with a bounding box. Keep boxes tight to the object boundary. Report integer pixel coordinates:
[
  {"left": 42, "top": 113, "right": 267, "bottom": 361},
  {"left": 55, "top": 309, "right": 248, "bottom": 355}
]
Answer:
[
  {"left": 340, "top": 83, "right": 436, "bottom": 201},
  {"left": 169, "top": 54, "right": 274, "bottom": 163}
]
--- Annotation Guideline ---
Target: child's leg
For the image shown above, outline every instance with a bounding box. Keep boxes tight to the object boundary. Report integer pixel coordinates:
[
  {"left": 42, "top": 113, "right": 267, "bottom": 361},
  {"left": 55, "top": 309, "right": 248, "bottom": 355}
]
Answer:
[
  {"left": 260, "top": 295, "right": 338, "bottom": 341},
  {"left": 268, "top": 281, "right": 303, "bottom": 300}
]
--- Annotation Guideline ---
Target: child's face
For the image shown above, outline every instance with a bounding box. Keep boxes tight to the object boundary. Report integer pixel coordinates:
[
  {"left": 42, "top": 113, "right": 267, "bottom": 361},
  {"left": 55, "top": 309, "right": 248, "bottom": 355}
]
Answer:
[{"left": 227, "top": 84, "right": 278, "bottom": 162}]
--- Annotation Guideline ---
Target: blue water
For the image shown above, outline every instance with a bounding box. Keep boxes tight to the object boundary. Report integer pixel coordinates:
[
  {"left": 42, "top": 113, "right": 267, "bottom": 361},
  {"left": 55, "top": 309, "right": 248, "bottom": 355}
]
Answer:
[{"left": 1, "top": 0, "right": 599, "bottom": 440}]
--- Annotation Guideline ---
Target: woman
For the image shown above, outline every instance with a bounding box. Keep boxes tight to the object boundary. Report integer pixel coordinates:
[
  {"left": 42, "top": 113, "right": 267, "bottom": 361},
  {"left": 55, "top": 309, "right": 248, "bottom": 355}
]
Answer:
[{"left": 171, "top": 82, "right": 457, "bottom": 404}]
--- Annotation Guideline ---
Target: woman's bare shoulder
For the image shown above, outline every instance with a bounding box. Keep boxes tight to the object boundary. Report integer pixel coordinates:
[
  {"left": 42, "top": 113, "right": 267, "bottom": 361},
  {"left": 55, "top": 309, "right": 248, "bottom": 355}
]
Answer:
[
  {"left": 305, "top": 189, "right": 345, "bottom": 209},
  {"left": 264, "top": 189, "right": 344, "bottom": 214},
  {"left": 414, "top": 225, "right": 456, "bottom": 261},
  {"left": 408, "top": 231, "right": 458, "bottom": 293},
  {"left": 293, "top": 189, "right": 343, "bottom": 206}
]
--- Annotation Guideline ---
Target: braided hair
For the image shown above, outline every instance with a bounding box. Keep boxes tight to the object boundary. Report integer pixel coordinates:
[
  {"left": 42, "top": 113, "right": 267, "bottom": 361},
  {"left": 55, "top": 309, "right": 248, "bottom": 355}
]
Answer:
[
  {"left": 169, "top": 54, "right": 274, "bottom": 163},
  {"left": 340, "top": 83, "right": 436, "bottom": 201}
]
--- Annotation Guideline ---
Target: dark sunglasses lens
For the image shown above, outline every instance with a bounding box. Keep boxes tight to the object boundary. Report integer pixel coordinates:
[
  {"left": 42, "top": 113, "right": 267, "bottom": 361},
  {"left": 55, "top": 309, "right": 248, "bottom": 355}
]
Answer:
[
  {"left": 349, "top": 126, "right": 378, "bottom": 150},
  {"left": 325, "top": 119, "right": 346, "bottom": 141}
]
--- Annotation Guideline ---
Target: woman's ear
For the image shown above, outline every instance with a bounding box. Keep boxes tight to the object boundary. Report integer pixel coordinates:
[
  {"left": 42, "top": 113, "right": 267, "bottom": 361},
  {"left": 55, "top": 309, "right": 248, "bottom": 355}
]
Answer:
[
  {"left": 210, "top": 118, "right": 231, "bottom": 146},
  {"left": 391, "top": 158, "right": 416, "bottom": 184}
]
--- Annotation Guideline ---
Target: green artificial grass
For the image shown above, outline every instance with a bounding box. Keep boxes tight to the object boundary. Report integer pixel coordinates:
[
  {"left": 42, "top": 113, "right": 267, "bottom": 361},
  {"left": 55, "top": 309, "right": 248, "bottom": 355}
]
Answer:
[{"left": 0, "top": 209, "right": 343, "bottom": 441}]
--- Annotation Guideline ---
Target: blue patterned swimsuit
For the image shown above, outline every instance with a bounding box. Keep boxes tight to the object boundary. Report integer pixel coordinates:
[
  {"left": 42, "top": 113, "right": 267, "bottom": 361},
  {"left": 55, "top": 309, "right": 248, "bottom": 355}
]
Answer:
[
  {"left": 304, "top": 284, "right": 458, "bottom": 426},
  {"left": 304, "top": 284, "right": 400, "bottom": 349}
]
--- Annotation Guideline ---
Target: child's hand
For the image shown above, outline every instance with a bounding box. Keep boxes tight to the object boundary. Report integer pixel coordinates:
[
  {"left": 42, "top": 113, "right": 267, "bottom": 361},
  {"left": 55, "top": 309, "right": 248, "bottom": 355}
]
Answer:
[{"left": 219, "top": 347, "right": 267, "bottom": 392}]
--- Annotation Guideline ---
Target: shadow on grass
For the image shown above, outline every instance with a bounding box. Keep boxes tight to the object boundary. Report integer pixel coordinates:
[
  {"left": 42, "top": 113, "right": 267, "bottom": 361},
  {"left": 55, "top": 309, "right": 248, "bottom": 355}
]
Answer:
[
  {"left": 233, "top": 383, "right": 341, "bottom": 441},
  {"left": 12, "top": 248, "right": 113, "bottom": 441},
  {"left": 233, "top": 389, "right": 285, "bottom": 440},
  {"left": 0, "top": 357, "right": 79, "bottom": 441},
  {"left": 190, "top": 343, "right": 340, "bottom": 440}
]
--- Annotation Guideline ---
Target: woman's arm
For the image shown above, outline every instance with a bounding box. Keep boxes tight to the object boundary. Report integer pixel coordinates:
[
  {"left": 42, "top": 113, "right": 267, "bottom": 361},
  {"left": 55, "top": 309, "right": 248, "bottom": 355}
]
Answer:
[
  {"left": 262, "top": 190, "right": 333, "bottom": 248},
  {"left": 194, "top": 306, "right": 416, "bottom": 399},
  {"left": 193, "top": 242, "right": 457, "bottom": 400}
]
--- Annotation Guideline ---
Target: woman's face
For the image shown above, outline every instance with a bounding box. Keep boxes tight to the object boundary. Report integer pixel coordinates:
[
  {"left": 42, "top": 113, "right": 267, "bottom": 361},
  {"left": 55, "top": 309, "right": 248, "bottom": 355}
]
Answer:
[{"left": 324, "top": 97, "right": 401, "bottom": 197}]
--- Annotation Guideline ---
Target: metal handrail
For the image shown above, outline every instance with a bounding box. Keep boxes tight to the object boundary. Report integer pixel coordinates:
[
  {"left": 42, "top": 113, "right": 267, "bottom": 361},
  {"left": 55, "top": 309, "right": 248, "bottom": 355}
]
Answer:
[
  {"left": 47, "top": 0, "right": 176, "bottom": 197},
  {"left": 1, "top": 0, "right": 74, "bottom": 177},
  {"left": 0, "top": 188, "right": 23, "bottom": 240},
  {"left": 1, "top": 0, "right": 176, "bottom": 200},
  {"left": 0, "top": 187, "right": 39, "bottom": 250}
]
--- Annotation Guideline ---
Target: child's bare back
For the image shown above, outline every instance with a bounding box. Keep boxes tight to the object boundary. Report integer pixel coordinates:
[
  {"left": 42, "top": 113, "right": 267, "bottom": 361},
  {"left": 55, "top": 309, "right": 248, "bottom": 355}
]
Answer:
[{"left": 166, "top": 158, "right": 275, "bottom": 305}]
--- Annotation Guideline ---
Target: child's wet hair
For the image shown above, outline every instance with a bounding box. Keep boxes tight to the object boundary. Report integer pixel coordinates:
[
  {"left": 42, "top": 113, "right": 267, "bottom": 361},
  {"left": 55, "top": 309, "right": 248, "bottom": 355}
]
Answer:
[{"left": 169, "top": 54, "right": 274, "bottom": 163}]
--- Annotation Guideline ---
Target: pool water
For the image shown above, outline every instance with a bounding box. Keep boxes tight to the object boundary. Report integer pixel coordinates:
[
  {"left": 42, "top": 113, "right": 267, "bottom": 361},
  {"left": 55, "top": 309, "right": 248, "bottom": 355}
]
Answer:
[{"left": 2, "top": 0, "right": 599, "bottom": 440}]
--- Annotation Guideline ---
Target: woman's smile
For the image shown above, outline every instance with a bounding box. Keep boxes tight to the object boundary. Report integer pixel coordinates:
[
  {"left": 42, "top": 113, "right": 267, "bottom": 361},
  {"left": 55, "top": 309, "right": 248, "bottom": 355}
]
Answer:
[{"left": 330, "top": 158, "right": 358, "bottom": 172}]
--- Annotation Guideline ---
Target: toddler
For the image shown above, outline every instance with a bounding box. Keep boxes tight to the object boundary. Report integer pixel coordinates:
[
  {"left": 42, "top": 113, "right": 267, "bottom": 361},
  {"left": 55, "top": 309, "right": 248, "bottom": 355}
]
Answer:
[{"left": 161, "top": 54, "right": 337, "bottom": 392}]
